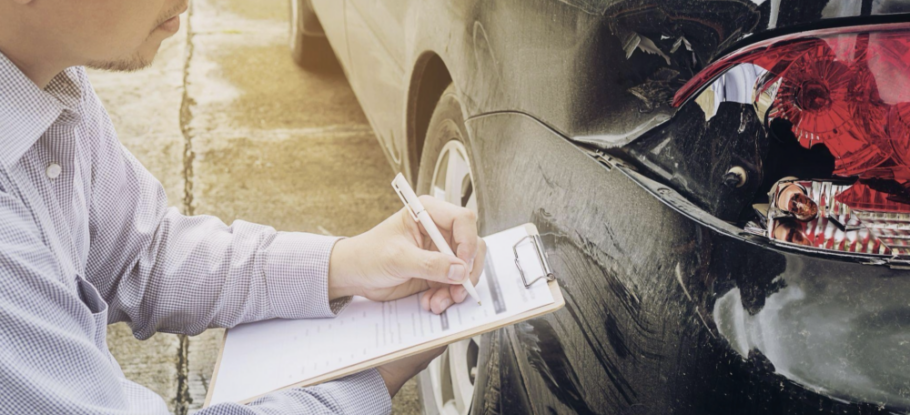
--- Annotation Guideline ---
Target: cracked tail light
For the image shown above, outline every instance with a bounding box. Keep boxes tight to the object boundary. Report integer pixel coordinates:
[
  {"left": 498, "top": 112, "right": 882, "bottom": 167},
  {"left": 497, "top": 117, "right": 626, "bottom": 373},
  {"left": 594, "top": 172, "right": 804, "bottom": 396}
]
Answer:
[{"left": 673, "top": 24, "right": 910, "bottom": 256}]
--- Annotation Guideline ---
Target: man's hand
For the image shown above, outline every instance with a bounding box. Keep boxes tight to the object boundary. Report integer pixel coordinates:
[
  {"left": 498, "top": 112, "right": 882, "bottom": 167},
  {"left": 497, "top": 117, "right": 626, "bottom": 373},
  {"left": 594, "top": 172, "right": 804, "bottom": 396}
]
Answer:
[{"left": 328, "top": 196, "right": 486, "bottom": 314}]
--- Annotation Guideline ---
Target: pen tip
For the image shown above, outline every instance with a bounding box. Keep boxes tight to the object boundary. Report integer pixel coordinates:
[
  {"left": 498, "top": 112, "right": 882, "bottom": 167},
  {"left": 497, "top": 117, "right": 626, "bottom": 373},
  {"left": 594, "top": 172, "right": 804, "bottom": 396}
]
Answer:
[{"left": 477, "top": 301, "right": 482, "bottom": 306}]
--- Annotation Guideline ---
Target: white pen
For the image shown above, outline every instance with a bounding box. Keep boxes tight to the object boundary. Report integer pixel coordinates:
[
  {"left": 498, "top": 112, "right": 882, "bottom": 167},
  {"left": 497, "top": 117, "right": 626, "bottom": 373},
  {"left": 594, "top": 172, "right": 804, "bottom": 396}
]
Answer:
[{"left": 392, "top": 173, "right": 482, "bottom": 306}]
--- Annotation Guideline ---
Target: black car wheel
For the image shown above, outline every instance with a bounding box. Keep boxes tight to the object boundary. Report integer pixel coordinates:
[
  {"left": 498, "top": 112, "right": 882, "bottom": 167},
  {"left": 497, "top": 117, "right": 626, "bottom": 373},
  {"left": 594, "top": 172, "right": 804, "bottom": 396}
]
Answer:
[
  {"left": 288, "top": 0, "right": 335, "bottom": 70},
  {"left": 415, "top": 85, "right": 482, "bottom": 415}
]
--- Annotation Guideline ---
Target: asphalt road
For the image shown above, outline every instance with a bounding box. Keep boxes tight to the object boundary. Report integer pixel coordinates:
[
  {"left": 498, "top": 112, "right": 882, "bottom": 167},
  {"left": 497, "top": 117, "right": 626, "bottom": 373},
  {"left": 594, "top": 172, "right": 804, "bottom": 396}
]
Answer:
[{"left": 88, "top": 0, "right": 420, "bottom": 413}]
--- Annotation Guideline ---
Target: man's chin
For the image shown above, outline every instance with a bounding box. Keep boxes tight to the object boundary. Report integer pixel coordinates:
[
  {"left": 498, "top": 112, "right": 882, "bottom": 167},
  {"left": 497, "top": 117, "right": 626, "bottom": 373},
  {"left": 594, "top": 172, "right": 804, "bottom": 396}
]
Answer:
[
  {"left": 86, "top": 53, "right": 155, "bottom": 72},
  {"left": 86, "top": 39, "right": 162, "bottom": 73}
]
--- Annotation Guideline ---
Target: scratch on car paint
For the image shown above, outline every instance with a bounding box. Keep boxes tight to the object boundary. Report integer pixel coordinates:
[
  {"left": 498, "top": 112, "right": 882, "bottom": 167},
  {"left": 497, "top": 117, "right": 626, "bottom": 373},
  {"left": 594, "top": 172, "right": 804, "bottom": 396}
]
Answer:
[
  {"left": 537, "top": 161, "right": 557, "bottom": 189},
  {"left": 573, "top": 232, "right": 645, "bottom": 321},
  {"left": 572, "top": 112, "right": 671, "bottom": 149},
  {"left": 556, "top": 0, "right": 610, "bottom": 15},
  {"left": 675, "top": 262, "right": 694, "bottom": 301},
  {"left": 559, "top": 286, "right": 638, "bottom": 406},
  {"left": 499, "top": 329, "right": 536, "bottom": 413},
  {"left": 516, "top": 320, "right": 599, "bottom": 414},
  {"left": 601, "top": 222, "right": 629, "bottom": 259},
  {"left": 695, "top": 308, "right": 716, "bottom": 338},
  {"left": 470, "top": 21, "right": 509, "bottom": 113},
  {"left": 604, "top": 313, "right": 632, "bottom": 359},
  {"left": 529, "top": 209, "right": 694, "bottom": 408}
]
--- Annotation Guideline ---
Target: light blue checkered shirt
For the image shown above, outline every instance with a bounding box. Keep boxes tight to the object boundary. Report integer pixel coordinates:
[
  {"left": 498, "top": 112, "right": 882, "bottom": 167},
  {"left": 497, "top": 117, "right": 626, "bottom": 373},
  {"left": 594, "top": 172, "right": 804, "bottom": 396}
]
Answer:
[{"left": 0, "top": 52, "right": 391, "bottom": 414}]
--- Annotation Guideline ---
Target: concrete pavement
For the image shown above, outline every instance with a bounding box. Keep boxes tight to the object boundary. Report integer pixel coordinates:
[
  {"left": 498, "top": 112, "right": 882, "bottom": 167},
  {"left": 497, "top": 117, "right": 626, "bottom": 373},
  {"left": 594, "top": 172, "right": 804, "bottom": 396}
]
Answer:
[{"left": 89, "top": 0, "right": 420, "bottom": 413}]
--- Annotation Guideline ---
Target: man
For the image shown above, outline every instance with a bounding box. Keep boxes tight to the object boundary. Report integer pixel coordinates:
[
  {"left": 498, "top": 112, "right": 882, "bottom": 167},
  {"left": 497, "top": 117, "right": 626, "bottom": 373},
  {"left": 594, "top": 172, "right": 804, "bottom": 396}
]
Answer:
[{"left": 0, "top": 0, "right": 485, "bottom": 413}]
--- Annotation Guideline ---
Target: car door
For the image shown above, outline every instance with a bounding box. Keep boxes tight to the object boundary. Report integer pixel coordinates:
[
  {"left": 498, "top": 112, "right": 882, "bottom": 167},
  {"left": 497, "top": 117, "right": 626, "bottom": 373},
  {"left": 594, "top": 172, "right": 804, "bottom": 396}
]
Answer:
[{"left": 344, "top": 0, "right": 409, "bottom": 169}]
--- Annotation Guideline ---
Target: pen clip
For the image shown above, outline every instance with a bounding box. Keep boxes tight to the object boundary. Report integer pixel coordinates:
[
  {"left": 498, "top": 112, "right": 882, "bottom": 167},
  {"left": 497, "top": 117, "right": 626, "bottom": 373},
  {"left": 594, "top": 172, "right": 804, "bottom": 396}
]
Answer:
[{"left": 392, "top": 181, "right": 420, "bottom": 222}]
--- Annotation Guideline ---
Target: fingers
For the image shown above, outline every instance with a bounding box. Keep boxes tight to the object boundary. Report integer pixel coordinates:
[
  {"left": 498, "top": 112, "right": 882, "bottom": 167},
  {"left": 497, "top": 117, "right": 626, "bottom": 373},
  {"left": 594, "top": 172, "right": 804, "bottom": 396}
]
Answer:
[
  {"left": 429, "top": 287, "right": 454, "bottom": 314},
  {"left": 419, "top": 287, "right": 434, "bottom": 311},
  {"left": 450, "top": 285, "right": 468, "bottom": 303},
  {"left": 420, "top": 285, "right": 462, "bottom": 314},
  {"left": 419, "top": 286, "right": 454, "bottom": 314},
  {"left": 418, "top": 237, "right": 487, "bottom": 313},
  {"left": 418, "top": 196, "right": 479, "bottom": 265},
  {"left": 386, "top": 196, "right": 486, "bottom": 314},
  {"left": 398, "top": 244, "right": 469, "bottom": 285},
  {"left": 470, "top": 238, "right": 486, "bottom": 284},
  {"left": 450, "top": 239, "right": 486, "bottom": 304}
]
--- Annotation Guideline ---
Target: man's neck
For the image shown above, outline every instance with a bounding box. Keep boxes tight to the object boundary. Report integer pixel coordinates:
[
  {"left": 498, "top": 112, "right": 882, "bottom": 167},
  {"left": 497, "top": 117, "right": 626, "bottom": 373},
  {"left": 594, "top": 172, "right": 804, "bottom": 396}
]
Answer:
[
  {"left": 0, "top": 33, "right": 71, "bottom": 89},
  {"left": 2, "top": 53, "right": 65, "bottom": 89}
]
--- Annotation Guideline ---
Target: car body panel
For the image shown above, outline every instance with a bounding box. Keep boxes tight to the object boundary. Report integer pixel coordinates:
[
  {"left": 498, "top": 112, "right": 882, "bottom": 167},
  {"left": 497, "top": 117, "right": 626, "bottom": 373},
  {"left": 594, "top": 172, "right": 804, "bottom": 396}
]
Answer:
[
  {"left": 467, "top": 111, "right": 910, "bottom": 413},
  {"left": 307, "top": 0, "right": 910, "bottom": 412},
  {"left": 319, "top": 0, "right": 910, "bottom": 173},
  {"left": 343, "top": 0, "right": 407, "bottom": 165},
  {"left": 309, "top": 0, "right": 348, "bottom": 68}
]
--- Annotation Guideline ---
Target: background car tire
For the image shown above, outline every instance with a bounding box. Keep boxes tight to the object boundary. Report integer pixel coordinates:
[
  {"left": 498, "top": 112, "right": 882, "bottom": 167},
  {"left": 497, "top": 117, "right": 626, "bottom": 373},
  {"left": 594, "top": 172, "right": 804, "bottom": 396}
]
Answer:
[
  {"left": 415, "top": 85, "right": 496, "bottom": 415},
  {"left": 288, "top": 0, "right": 337, "bottom": 71}
]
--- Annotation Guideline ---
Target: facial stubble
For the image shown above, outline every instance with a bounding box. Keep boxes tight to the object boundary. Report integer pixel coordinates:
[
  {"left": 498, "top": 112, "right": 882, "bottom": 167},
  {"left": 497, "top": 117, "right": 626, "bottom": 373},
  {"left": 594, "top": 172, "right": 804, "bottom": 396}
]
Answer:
[{"left": 86, "top": 4, "right": 185, "bottom": 73}]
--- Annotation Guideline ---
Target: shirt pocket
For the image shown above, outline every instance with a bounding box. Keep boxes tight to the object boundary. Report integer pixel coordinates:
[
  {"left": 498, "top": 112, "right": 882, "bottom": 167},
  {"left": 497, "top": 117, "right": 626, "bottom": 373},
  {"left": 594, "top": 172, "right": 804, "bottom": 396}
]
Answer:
[{"left": 74, "top": 274, "right": 110, "bottom": 350}]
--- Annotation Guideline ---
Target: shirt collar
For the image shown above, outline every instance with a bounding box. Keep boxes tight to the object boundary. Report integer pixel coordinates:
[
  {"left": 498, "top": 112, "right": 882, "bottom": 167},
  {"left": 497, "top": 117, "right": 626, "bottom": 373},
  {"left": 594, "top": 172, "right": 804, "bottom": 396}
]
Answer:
[{"left": 0, "top": 51, "right": 85, "bottom": 168}]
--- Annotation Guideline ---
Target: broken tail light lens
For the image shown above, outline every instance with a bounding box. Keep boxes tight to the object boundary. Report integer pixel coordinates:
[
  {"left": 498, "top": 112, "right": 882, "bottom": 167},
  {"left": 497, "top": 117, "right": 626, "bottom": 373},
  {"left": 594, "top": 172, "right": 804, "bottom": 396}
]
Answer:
[{"left": 673, "top": 24, "right": 910, "bottom": 256}]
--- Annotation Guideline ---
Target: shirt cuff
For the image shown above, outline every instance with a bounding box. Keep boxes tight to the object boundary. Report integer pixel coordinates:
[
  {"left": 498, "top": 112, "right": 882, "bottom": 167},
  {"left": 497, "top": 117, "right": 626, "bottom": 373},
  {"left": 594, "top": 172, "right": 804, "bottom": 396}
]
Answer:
[
  {"left": 312, "top": 369, "right": 392, "bottom": 415},
  {"left": 264, "top": 232, "right": 350, "bottom": 319}
]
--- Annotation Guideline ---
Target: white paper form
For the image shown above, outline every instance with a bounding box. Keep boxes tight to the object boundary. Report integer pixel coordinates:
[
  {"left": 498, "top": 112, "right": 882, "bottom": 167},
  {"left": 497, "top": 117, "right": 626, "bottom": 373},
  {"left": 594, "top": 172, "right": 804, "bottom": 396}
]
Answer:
[{"left": 209, "top": 225, "right": 554, "bottom": 406}]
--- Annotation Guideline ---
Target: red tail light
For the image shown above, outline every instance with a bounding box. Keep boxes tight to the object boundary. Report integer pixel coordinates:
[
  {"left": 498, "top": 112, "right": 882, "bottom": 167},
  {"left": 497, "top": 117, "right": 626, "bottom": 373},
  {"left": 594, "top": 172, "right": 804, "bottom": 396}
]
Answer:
[
  {"left": 673, "top": 24, "right": 910, "bottom": 255},
  {"left": 675, "top": 24, "right": 910, "bottom": 204}
]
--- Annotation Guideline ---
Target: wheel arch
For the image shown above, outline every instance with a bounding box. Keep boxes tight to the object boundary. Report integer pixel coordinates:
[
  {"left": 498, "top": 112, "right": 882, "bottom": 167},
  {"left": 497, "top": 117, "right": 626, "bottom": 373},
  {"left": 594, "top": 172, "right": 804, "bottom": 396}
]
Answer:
[{"left": 406, "top": 51, "right": 453, "bottom": 184}]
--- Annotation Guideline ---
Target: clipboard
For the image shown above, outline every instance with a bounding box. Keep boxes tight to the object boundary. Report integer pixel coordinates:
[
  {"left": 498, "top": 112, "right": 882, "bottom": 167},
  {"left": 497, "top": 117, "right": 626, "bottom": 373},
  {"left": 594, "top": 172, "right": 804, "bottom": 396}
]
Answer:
[{"left": 204, "top": 223, "right": 564, "bottom": 407}]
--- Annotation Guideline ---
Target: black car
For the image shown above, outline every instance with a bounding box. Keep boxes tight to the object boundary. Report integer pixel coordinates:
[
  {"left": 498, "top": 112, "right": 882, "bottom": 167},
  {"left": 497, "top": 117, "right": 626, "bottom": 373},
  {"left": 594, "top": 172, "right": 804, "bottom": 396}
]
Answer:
[{"left": 289, "top": 1, "right": 910, "bottom": 413}]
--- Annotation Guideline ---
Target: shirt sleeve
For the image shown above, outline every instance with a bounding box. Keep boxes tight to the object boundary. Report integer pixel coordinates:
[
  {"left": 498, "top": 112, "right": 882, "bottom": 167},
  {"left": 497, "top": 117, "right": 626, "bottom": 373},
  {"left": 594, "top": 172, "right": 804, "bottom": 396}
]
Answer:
[
  {"left": 200, "top": 370, "right": 392, "bottom": 415},
  {"left": 0, "top": 188, "right": 390, "bottom": 415},
  {"left": 81, "top": 81, "right": 349, "bottom": 339}
]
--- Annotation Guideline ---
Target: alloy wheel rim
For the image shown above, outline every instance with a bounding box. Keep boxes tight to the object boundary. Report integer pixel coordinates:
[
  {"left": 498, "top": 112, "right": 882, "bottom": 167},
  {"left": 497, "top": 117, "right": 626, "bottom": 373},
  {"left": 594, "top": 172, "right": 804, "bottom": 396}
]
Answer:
[{"left": 426, "top": 140, "right": 480, "bottom": 415}]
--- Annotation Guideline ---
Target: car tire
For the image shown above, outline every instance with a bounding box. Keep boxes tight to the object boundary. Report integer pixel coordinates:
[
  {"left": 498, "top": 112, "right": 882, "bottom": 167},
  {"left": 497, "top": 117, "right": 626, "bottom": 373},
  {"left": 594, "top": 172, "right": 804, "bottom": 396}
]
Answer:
[
  {"left": 416, "top": 84, "right": 477, "bottom": 209},
  {"left": 415, "top": 84, "right": 491, "bottom": 415},
  {"left": 288, "top": 0, "right": 336, "bottom": 71}
]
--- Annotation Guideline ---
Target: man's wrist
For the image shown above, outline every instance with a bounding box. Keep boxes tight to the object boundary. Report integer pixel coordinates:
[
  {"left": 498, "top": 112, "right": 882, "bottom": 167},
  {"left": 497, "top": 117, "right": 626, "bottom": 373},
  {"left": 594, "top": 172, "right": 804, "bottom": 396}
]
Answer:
[
  {"left": 328, "top": 237, "right": 362, "bottom": 300},
  {"left": 376, "top": 366, "right": 404, "bottom": 397}
]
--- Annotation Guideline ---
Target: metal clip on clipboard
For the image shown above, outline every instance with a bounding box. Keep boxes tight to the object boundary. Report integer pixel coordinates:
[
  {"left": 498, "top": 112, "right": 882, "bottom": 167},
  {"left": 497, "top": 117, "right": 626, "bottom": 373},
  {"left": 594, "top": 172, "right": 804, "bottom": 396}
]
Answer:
[{"left": 512, "top": 234, "right": 556, "bottom": 288}]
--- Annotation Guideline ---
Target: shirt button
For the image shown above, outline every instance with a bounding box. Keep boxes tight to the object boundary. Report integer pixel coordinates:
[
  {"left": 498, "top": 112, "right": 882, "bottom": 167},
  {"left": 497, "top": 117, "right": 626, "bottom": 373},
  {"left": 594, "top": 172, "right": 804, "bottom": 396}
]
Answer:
[{"left": 46, "top": 163, "right": 62, "bottom": 179}]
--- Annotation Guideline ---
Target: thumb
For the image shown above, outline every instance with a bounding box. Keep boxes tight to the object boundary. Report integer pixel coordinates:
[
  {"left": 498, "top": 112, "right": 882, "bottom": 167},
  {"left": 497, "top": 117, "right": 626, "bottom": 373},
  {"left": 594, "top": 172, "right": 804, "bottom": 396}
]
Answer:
[{"left": 399, "top": 245, "right": 469, "bottom": 285}]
